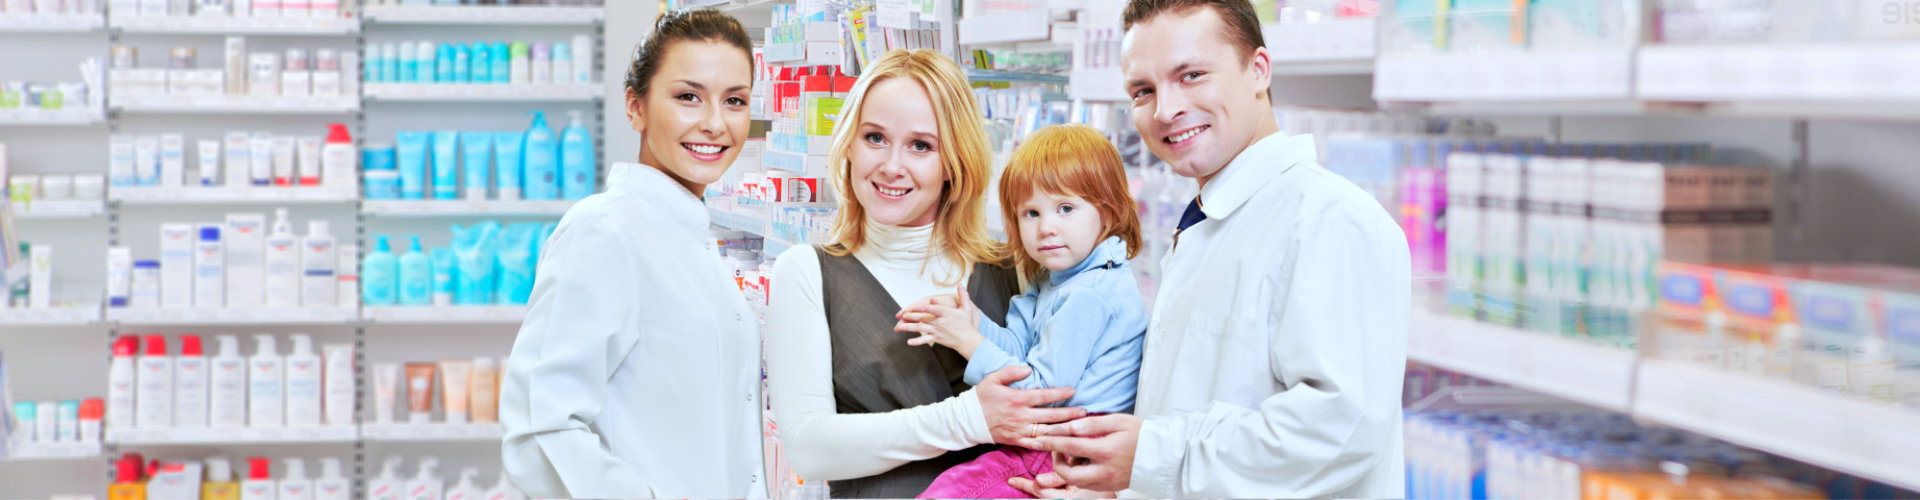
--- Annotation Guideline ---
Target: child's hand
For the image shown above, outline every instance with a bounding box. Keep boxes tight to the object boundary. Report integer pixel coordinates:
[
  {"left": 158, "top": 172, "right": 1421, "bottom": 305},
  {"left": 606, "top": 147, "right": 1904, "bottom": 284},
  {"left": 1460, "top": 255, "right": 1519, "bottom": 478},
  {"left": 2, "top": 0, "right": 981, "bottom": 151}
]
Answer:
[{"left": 894, "top": 285, "right": 985, "bottom": 358}]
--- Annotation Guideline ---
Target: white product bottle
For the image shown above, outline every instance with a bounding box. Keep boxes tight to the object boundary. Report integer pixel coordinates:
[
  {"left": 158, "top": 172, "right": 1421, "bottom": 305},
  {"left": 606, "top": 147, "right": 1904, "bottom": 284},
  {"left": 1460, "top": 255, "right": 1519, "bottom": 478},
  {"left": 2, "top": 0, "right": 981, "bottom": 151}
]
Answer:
[
  {"left": 368, "top": 456, "right": 406, "bottom": 500},
  {"left": 279, "top": 458, "right": 313, "bottom": 500},
  {"left": 1850, "top": 333, "right": 1896, "bottom": 403},
  {"left": 135, "top": 335, "right": 173, "bottom": 429},
  {"left": 173, "top": 335, "right": 210, "bottom": 427},
  {"left": 315, "top": 458, "right": 351, "bottom": 500},
  {"left": 107, "top": 336, "right": 138, "bottom": 430},
  {"left": 336, "top": 243, "right": 359, "bottom": 308},
  {"left": 571, "top": 34, "right": 592, "bottom": 85},
  {"left": 266, "top": 208, "right": 302, "bottom": 307},
  {"left": 483, "top": 472, "right": 527, "bottom": 500},
  {"left": 209, "top": 335, "right": 249, "bottom": 428},
  {"left": 321, "top": 123, "right": 354, "bottom": 189},
  {"left": 107, "top": 247, "right": 132, "bottom": 308},
  {"left": 241, "top": 456, "right": 275, "bottom": 500},
  {"left": 406, "top": 457, "right": 442, "bottom": 500},
  {"left": 446, "top": 468, "right": 482, "bottom": 500},
  {"left": 322, "top": 343, "right": 354, "bottom": 427},
  {"left": 283, "top": 333, "right": 323, "bottom": 427},
  {"left": 302, "top": 220, "right": 336, "bottom": 307},
  {"left": 248, "top": 334, "right": 284, "bottom": 428},
  {"left": 194, "top": 224, "right": 226, "bottom": 308}
]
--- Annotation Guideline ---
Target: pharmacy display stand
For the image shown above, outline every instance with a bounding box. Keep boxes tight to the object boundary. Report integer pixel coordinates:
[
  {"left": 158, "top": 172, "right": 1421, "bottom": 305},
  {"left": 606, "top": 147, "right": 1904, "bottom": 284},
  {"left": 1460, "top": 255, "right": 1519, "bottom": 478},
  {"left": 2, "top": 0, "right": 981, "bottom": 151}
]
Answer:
[{"left": 0, "top": 5, "right": 605, "bottom": 497}]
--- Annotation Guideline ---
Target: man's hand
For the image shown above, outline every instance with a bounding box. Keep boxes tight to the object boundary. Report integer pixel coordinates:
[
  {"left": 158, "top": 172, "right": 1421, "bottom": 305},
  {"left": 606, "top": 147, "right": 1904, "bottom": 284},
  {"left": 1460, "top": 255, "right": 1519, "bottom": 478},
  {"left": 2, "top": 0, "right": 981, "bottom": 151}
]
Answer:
[
  {"left": 1018, "top": 414, "right": 1143, "bottom": 492},
  {"left": 974, "top": 365, "right": 1086, "bottom": 446}
]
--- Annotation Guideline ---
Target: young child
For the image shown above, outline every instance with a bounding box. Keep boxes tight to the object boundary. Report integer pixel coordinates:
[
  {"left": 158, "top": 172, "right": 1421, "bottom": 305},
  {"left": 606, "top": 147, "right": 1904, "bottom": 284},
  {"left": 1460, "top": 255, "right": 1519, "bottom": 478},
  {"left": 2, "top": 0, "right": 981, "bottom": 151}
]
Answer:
[{"left": 893, "top": 124, "right": 1149, "bottom": 499}]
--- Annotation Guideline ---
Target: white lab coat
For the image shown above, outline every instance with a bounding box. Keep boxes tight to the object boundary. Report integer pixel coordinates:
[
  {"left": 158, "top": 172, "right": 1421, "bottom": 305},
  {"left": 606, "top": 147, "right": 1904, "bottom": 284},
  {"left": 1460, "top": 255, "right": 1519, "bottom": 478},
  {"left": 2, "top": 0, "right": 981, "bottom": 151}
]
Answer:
[
  {"left": 1129, "top": 132, "right": 1410, "bottom": 498},
  {"left": 500, "top": 162, "right": 766, "bottom": 498}
]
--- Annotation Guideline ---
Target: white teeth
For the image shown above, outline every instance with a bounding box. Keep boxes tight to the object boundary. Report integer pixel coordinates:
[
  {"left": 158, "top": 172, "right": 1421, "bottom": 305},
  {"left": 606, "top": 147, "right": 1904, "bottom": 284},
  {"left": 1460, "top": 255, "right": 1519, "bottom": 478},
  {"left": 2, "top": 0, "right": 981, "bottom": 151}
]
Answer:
[
  {"left": 877, "top": 186, "right": 910, "bottom": 197},
  {"left": 686, "top": 144, "right": 723, "bottom": 155},
  {"left": 1168, "top": 127, "right": 1203, "bottom": 144}
]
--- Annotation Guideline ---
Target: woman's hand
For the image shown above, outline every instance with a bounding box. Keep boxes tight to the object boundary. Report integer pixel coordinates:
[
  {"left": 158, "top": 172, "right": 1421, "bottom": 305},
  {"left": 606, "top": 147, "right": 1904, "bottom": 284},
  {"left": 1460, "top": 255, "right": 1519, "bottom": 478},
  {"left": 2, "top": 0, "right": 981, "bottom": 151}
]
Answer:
[
  {"left": 974, "top": 365, "right": 1085, "bottom": 446},
  {"left": 894, "top": 285, "right": 985, "bottom": 357}
]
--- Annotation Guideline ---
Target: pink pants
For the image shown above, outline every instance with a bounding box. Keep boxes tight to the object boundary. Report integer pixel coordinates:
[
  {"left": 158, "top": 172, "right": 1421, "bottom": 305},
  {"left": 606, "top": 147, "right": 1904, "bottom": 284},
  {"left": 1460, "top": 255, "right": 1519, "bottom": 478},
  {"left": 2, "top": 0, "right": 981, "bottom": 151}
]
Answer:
[{"left": 918, "top": 445, "right": 1054, "bottom": 499}]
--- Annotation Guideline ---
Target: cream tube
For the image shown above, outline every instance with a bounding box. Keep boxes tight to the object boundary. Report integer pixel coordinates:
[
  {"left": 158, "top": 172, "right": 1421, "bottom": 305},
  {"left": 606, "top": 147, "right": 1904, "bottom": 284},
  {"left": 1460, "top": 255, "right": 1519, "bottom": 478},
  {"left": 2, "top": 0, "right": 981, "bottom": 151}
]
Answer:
[
  {"left": 468, "top": 357, "right": 498, "bottom": 423},
  {"left": 438, "top": 360, "right": 471, "bottom": 424},
  {"left": 373, "top": 362, "right": 400, "bottom": 424},
  {"left": 404, "top": 362, "right": 435, "bottom": 424}
]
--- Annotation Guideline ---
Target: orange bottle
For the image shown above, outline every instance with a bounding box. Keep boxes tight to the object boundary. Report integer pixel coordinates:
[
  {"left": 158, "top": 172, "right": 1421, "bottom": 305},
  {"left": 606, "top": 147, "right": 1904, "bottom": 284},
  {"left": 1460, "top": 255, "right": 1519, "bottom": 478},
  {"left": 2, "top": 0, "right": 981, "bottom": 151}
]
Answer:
[{"left": 107, "top": 454, "right": 147, "bottom": 500}]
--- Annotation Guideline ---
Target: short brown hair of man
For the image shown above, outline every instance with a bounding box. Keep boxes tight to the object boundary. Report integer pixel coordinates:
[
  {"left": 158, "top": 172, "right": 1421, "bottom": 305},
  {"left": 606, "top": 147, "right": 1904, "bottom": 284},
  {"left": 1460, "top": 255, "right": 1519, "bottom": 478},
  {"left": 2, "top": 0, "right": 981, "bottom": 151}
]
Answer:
[{"left": 1122, "top": 0, "right": 1267, "bottom": 63}]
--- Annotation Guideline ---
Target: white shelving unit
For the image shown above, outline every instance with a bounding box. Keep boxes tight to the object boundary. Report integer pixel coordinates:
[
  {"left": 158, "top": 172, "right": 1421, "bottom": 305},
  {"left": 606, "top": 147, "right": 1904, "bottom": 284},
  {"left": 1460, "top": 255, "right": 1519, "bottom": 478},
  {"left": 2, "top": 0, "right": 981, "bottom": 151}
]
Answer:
[
  {"left": 765, "top": 41, "right": 841, "bottom": 67},
  {"left": 107, "top": 14, "right": 360, "bottom": 35},
  {"left": 1638, "top": 42, "right": 1920, "bottom": 120},
  {"left": 1264, "top": 19, "right": 1376, "bottom": 75},
  {"left": 0, "top": 108, "right": 106, "bottom": 126},
  {"left": 362, "top": 306, "right": 527, "bottom": 325},
  {"left": 106, "top": 307, "right": 359, "bottom": 326},
  {"left": 0, "top": 306, "right": 104, "bottom": 326},
  {"left": 1634, "top": 361, "right": 1920, "bottom": 492},
  {"left": 762, "top": 149, "right": 825, "bottom": 174},
  {"left": 363, "top": 5, "right": 604, "bottom": 25},
  {"left": 110, "top": 186, "right": 359, "bottom": 205},
  {"left": 107, "top": 426, "right": 358, "bottom": 446},
  {"left": 362, "top": 200, "right": 576, "bottom": 217},
  {"left": 361, "top": 423, "right": 504, "bottom": 442},
  {"left": 0, "top": 13, "right": 105, "bottom": 32},
  {"left": 11, "top": 200, "right": 107, "bottom": 219},
  {"left": 1406, "top": 309, "right": 1636, "bottom": 411},
  {"left": 363, "top": 83, "right": 605, "bottom": 103},
  {"left": 3, "top": 442, "right": 102, "bottom": 461},
  {"left": 1375, "top": 48, "right": 1636, "bottom": 104},
  {"left": 110, "top": 95, "right": 360, "bottom": 115},
  {"left": 708, "top": 206, "right": 765, "bottom": 236}
]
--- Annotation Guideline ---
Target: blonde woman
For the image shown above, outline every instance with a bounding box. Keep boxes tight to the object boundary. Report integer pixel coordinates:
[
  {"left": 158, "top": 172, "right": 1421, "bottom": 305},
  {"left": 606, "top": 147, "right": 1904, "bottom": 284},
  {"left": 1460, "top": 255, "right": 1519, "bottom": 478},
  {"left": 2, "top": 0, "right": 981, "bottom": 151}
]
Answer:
[{"left": 765, "top": 49, "right": 1088, "bottom": 497}]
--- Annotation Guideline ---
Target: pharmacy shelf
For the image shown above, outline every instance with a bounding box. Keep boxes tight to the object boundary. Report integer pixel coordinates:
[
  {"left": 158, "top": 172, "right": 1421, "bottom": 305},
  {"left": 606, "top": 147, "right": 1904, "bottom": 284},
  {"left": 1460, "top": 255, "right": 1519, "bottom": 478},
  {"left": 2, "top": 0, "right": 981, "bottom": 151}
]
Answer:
[
  {"left": 965, "top": 69, "right": 1069, "bottom": 85},
  {"left": 957, "top": 10, "right": 1051, "bottom": 47},
  {"left": 363, "top": 83, "right": 604, "bottom": 103},
  {"left": 708, "top": 206, "right": 765, "bottom": 236},
  {"left": 762, "top": 149, "right": 825, "bottom": 174},
  {"left": 108, "top": 14, "right": 360, "bottom": 35},
  {"left": 0, "top": 13, "right": 106, "bottom": 32},
  {"left": 107, "top": 426, "right": 357, "bottom": 446},
  {"left": 11, "top": 200, "right": 107, "bottom": 219},
  {"left": 0, "top": 306, "right": 103, "bottom": 326},
  {"left": 362, "top": 5, "right": 603, "bottom": 25},
  {"left": 1407, "top": 308, "right": 1636, "bottom": 412},
  {"left": 1638, "top": 42, "right": 1920, "bottom": 121},
  {"left": 106, "top": 307, "right": 359, "bottom": 326},
  {"left": 361, "top": 200, "right": 575, "bottom": 217},
  {"left": 1263, "top": 19, "right": 1376, "bottom": 75},
  {"left": 1633, "top": 360, "right": 1920, "bottom": 492},
  {"left": 0, "top": 108, "right": 105, "bottom": 125},
  {"left": 765, "top": 236, "right": 798, "bottom": 259},
  {"left": 110, "top": 95, "right": 360, "bottom": 114},
  {"left": 1375, "top": 48, "right": 1635, "bottom": 104},
  {"left": 3, "top": 442, "right": 102, "bottom": 461},
  {"left": 110, "top": 186, "right": 358, "bottom": 205},
  {"left": 361, "top": 423, "right": 503, "bottom": 442},
  {"left": 361, "top": 306, "right": 527, "bottom": 325},
  {"left": 765, "top": 41, "right": 841, "bottom": 67}
]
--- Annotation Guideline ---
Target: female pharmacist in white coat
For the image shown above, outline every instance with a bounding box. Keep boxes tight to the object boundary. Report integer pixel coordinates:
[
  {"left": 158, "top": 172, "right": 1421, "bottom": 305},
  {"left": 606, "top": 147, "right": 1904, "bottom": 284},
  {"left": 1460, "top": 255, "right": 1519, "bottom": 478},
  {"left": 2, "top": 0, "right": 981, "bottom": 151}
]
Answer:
[
  {"left": 764, "top": 49, "right": 1089, "bottom": 497},
  {"left": 498, "top": 9, "right": 764, "bottom": 498}
]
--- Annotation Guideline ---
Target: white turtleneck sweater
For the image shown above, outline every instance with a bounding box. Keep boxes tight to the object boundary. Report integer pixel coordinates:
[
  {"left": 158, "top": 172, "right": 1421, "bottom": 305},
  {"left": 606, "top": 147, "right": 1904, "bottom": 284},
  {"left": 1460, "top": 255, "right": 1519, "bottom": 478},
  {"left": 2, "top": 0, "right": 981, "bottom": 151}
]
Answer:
[{"left": 765, "top": 220, "right": 996, "bottom": 482}]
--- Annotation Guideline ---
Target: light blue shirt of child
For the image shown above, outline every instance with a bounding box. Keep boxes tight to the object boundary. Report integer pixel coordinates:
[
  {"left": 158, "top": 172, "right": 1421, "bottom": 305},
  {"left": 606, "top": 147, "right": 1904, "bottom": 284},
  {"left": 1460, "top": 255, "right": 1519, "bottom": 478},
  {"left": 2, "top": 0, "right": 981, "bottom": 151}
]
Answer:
[{"left": 964, "top": 235, "right": 1148, "bottom": 414}]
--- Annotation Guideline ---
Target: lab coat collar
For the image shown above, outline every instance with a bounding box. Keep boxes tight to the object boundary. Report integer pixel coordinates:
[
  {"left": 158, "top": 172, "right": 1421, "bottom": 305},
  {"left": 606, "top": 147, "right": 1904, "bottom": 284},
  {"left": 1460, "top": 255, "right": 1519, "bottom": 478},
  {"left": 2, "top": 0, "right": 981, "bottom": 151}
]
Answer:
[
  {"left": 610, "top": 162, "right": 710, "bottom": 237},
  {"left": 1048, "top": 236, "right": 1128, "bottom": 287},
  {"left": 1196, "top": 132, "right": 1317, "bottom": 221}
]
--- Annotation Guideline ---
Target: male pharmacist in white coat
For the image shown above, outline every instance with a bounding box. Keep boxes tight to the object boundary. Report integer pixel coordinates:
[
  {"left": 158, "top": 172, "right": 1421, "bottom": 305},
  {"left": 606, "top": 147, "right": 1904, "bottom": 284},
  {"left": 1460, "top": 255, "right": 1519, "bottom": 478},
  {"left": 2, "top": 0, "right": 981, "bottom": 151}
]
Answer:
[{"left": 1010, "top": 0, "right": 1410, "bottom": 497}]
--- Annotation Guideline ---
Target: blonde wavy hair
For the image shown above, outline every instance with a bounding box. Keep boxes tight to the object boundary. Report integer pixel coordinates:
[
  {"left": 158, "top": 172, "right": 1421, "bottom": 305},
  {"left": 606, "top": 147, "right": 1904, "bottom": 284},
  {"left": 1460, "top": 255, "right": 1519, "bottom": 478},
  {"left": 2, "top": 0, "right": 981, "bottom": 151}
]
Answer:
[{"left": 821, "top": 49, "right": 1002, "bottom": 286}]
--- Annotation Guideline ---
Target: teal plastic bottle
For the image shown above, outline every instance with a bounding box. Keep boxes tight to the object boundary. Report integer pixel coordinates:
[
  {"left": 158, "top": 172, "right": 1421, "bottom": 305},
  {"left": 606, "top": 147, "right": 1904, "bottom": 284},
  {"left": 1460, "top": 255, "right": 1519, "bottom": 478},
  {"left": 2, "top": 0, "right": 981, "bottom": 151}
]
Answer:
[
  {"left": 361, "top": 236, "right": 399, "bottom": 306},
  {"left": 397, "top": 236, "right": 431, "bottom": 306},
  {"left": 560, "top": 110, "right": 596, "bottom": 200},
  {"left": 522, "top": 111, "right": 560, "bottom": 200}
]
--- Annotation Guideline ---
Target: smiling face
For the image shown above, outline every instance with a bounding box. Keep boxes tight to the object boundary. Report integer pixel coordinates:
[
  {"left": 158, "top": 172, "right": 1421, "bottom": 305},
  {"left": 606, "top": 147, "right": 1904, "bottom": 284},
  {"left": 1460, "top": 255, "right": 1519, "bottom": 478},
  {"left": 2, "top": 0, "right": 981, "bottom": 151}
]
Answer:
[
  {"left": 1123, "top": 6, "right": 1275, "bottom": 186},
  {"left": 847, "top": 78, "right": 948, "bottom": 228},
  {"left": 1016, "top": 189, "right": 1107, "bottom": 274},
  {"left": 629, "top": 40, "right": 753, "bottom": 195}
]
